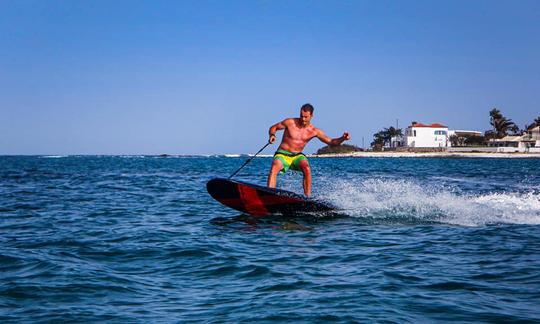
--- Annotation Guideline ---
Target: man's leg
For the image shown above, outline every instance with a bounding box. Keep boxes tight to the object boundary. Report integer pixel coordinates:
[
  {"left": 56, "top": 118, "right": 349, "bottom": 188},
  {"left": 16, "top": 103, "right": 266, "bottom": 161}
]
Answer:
[
  {"left": 267, "top": 159, "right": 283, "bottom": 188},
  {"left": 298, "top": 159, "right": 311, "bottom": 197}
]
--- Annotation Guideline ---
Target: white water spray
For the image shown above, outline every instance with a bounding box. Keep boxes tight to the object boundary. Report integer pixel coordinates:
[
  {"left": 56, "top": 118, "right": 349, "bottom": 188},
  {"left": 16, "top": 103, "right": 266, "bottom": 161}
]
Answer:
[{"left": 317, "top": 177, "right": 540, "bottom": 226}]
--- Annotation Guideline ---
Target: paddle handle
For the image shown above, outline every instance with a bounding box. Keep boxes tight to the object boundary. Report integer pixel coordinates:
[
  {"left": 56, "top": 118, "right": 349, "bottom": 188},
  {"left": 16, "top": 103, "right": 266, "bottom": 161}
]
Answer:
[{"left": 228, "top": 142, "right": 271, "bottom": 179}]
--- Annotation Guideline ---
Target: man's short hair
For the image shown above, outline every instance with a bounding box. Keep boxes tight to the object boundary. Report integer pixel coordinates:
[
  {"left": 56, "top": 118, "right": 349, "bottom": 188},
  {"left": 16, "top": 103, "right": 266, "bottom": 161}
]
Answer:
[{"left": 300, "top": 103, "right": 314, "bottom": 115}]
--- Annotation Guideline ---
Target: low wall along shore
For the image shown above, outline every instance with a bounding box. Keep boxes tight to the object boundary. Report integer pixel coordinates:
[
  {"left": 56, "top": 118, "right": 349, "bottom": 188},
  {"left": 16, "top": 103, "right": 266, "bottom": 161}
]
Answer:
[
  {"left": 313, "top": 148, "right": 540, "bottom": 158},
  {"left": 383, "top": 147, "right": 540, "bottom": 154}
]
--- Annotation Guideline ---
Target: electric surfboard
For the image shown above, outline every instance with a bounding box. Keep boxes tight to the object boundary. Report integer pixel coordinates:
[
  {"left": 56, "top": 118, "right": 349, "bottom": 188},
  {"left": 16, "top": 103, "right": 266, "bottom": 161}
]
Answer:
[{"left": 206, "top": 178, "right": 336, "bottom": 217}]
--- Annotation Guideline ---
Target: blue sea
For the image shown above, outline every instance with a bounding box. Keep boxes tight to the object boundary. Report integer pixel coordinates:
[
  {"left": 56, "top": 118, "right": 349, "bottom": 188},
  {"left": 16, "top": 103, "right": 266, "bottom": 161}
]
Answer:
[{"left": 1, "top": 155, "right": 540, "bottom": 322}]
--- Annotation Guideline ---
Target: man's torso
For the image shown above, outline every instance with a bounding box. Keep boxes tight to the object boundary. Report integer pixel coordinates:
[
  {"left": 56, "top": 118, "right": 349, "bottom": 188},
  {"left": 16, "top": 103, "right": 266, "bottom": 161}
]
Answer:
[{"left": 278, "top": 118, "right": 318, "bottom": 153}]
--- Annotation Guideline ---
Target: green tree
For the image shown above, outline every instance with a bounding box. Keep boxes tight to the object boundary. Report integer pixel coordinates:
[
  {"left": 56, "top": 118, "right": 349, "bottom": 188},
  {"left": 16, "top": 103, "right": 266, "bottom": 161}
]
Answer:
[
  {"left": 316, "top": 144, "right": 363, "bottom": 155},
  {"left": 489, "top": 108, "right": 503, "bottom": 124},
  {"left": 371, "top": 130, "right": 385, "bottom": 150},
  {"left": 386, "top": 126, "right": 403, "bottom": 138},
  {"left": 371, "top": 126, "right": 403, "bottom": 149},
  {"left": 464, "top": 135, "right": 486, "bottom": 146},
  {"left": 449, "top": 134, "right": 462, "bottom": 146},
  {"left": 487, "top": 108, "right": 518, "bottom": 138},
  {"left": 526, "top": 116, "right": 540, "bottom": 130}
]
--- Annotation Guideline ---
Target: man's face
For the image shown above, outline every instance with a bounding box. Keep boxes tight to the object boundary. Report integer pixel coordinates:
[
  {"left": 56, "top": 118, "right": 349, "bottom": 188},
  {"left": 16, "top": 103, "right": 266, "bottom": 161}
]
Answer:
[{"left": 300, "top": 110, "right": 312, "bottom": 126}]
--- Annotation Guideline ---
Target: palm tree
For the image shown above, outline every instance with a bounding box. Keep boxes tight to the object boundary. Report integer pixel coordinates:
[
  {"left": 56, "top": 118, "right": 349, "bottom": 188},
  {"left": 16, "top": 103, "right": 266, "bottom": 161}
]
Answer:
[
  {"left": 525, "top": 116, "right": 540, "bottom": 131},
  {"left": 385, "top": 127, "right": 403, "bottom": 147},
  {"left": 371, "top": 126, "right": 403, "bottom": 148},
  {"left": 494, "top": 117, "right": 518, "bottom": 137},
  {"left": 528, "top": 116, "right": 540, "bottom": 130},
  {"left": 489, "top": 108, "right": 503, "bottom": 127},
  {"left": 386, "top": 126, "right": 403, "bottom": 138},
  {"left": 371, "top": 131, "right": 385, "bottom": 150},
  {"left": 488, "top": 108, "right": 517, "bottom": 138},
  {"left": 509, "top": 124, "right": 520, "bottom": 135}
]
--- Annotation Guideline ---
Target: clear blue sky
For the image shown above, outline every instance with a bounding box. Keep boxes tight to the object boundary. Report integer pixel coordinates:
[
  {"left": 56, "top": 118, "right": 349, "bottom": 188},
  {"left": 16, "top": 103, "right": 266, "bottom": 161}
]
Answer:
[{"left": 1, "top": 0, "right": 539, "bottom": 155}]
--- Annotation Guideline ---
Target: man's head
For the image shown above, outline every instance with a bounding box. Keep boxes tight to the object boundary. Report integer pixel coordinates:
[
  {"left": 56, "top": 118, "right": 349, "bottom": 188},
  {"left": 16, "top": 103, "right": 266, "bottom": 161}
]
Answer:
[{"left": 300, "top": 103, "right": 314, "bottom": 126}]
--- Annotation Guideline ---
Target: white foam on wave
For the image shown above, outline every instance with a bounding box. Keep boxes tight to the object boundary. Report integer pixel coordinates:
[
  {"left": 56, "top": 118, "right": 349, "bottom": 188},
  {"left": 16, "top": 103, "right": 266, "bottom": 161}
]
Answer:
[
  {"left": 319, "top": 177, "right": 540, "bottom": 226},
  {"left": 40, "top": 155, "right": 67, "bottom": 158},
  {"left": 119, "top": 155, "right": 146, "bottom": 158}
]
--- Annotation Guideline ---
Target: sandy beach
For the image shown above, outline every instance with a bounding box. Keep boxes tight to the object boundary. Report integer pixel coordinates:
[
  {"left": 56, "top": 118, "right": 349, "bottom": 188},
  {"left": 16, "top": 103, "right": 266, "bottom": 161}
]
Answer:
[{"left": 312, "top": 151, "right": 540, "bottom": 158}]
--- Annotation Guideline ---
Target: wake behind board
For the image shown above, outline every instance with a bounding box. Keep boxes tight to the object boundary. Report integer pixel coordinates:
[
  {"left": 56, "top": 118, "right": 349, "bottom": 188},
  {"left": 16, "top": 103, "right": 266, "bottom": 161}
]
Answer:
[{"left": 206, "top": 178, "right": 336, "bottom": 217}]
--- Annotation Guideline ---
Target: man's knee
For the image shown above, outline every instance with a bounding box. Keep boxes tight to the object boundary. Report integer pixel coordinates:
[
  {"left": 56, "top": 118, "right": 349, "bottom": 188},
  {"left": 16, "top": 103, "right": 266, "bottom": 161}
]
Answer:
[
  {"left": 270, "top": 160, "right": 283, "bottom": 174},
  {"left": 298, "top": 160, "right": 310, "bottom": 174}
]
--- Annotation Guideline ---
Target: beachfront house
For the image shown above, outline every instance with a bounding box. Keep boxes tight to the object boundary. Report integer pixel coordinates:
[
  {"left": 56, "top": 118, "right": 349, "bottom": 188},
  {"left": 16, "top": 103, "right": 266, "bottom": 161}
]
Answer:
[
  {"left": 487, "top": 126, "right": 540, "bottom": 152},
  {"left": 532, "top": 126, "right": 540, "bottom": 145},
  {"left": 447, "top": 130, "right": 483, "bottom": 147},
  {"left": 404, "top": 122, "right": 449, "bottom": 148},
  {"left": 390, "top": 135, "right": 404, "bottom": 148},
  {"left": 518, "top": 126, "right": 540, "bottom": 150},
  {"left": 488, "top": 135, "right": 523, "bottom": 148}
]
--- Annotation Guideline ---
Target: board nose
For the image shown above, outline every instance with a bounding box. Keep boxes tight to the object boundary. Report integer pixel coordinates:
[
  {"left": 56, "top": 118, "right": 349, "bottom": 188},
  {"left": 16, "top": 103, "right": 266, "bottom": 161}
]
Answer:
[{"left": 206, "top": 178, "right": 226, "bottom": 199}]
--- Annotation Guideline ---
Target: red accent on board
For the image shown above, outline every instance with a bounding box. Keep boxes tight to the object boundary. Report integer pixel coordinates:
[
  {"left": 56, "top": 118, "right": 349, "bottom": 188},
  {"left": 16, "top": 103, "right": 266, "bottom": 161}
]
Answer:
[
  {"left": 218, "top": 198, "right": 245, "bottom": 209},
  {"left": 219, "top": 195, "right": 301, "bottom": 209},
  {"left": 237, "top": 185, "right": 269, "bottom": 216},
  {"left": 260, "top": 195, "right": 301, "bottom": 205},
  {"left": 220, "top": 195, "right": 301, "bottom": 207}
]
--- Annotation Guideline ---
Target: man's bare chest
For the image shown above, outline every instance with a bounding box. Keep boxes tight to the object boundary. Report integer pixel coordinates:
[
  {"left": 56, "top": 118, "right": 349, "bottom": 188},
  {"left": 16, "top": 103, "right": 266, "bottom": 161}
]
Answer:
[{"left": 286, "top": 126, "right": 316, "bottom": 141}]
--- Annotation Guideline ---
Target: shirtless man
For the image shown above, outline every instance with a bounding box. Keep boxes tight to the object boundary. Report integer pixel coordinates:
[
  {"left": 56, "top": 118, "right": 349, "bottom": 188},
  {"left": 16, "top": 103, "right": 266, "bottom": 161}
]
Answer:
[{"left": 267, "top": 103, "right": 351, "bottom": 197}]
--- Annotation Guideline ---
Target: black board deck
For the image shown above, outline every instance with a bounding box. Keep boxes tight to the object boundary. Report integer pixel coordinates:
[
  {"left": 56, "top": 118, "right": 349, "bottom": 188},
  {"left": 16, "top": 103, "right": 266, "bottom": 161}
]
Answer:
[{"left": 206, "top": 178, "right": 336, "bottom": 217}]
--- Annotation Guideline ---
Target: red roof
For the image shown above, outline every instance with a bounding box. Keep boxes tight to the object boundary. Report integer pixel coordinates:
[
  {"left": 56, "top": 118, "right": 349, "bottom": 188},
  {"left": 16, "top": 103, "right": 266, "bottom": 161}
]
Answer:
[{"left": 410, "top": 122, "right": 448, "bottom": 128}]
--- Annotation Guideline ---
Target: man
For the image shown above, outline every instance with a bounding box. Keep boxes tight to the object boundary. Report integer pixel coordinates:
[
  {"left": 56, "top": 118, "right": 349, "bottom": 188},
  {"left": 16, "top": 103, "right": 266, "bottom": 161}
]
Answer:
[{"left": 267, "top": 103, "right": 351, "bottom": 197}]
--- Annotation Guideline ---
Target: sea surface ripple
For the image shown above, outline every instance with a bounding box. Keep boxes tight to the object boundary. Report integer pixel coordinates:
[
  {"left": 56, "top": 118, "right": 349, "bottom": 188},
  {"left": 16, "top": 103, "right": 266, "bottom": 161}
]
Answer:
[{"left": 1, "top": 156, "right": 539, "bottom": 322}]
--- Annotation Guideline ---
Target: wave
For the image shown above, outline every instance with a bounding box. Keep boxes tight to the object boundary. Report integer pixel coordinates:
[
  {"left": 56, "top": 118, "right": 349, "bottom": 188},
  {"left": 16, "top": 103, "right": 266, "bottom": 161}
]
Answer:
[{"left": 320, "top": 178, "right": 540, "bottom": 226}]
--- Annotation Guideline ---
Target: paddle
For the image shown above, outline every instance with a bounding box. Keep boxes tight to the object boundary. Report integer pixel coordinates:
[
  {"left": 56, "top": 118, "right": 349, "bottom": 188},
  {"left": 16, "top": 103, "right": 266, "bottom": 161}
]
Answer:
[{"left": 228, "top": 142, "right": 271, "bottom": 179}]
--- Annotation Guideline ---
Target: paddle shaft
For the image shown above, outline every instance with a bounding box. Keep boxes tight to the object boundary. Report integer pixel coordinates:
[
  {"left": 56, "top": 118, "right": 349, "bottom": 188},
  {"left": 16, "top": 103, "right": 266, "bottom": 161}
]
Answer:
[{"left": 228, "top": 142, "right": 270, "bottom": 179}]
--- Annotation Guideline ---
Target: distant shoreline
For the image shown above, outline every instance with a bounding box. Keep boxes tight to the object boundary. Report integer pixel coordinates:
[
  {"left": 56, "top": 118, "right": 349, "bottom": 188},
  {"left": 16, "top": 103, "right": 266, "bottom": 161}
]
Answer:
[
  {"left": 311, "top": 151, "right": 540, "bottom": 158},
  {"left": 2, "top": 153, "right": 539, "bottom": 159}
]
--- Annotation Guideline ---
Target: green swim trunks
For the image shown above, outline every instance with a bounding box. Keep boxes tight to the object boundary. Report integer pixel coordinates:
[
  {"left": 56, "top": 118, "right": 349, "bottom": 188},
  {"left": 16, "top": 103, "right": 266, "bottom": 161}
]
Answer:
[{"left": 273, "top": 149, "right": 308, "bottom": 173}]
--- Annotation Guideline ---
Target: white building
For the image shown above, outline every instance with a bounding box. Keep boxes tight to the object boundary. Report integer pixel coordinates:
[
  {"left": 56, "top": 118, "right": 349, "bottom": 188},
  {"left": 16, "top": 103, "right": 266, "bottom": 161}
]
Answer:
[
  {"left": 447, "top": 130, "right": 483, "bottom": 147},
  {"left": 447, "top": 130, "right": 482, "bottom": 138},
  {"left": 390, "top": 136, "right": 403, "bottom": 148},
  {"left": 533, "top": 126, "right": 540, "bottom": 147},
  {"left": 519, "top": 126, "right": 540, "bottom": 149},
  {"left": 488, "top": 126, "right": 540, "bottom": 152},
  {"left": 405, "top": 122, "right": 449, "bottom": 148}
]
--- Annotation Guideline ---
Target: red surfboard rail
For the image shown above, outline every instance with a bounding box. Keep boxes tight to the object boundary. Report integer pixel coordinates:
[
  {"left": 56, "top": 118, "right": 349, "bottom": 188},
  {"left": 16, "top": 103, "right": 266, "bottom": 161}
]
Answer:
[{"left": 206, "top": 178, "right": 336, "bottom": 217}]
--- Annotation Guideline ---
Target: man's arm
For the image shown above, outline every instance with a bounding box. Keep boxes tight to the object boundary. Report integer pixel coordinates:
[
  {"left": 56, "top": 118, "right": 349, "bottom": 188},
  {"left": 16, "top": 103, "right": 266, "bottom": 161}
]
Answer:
[
  {"left": 316, "top": 129, "right": 351, "bottom": 146},
  {"left": 268, "top": 119, "right": 289, "bottom": 144}
]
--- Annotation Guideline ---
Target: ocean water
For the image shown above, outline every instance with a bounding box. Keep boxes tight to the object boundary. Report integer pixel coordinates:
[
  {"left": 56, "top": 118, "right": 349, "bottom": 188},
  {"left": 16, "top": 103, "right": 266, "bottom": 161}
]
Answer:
[{"left": 1, "top": 155, "right": 539, "bottom": 322}]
